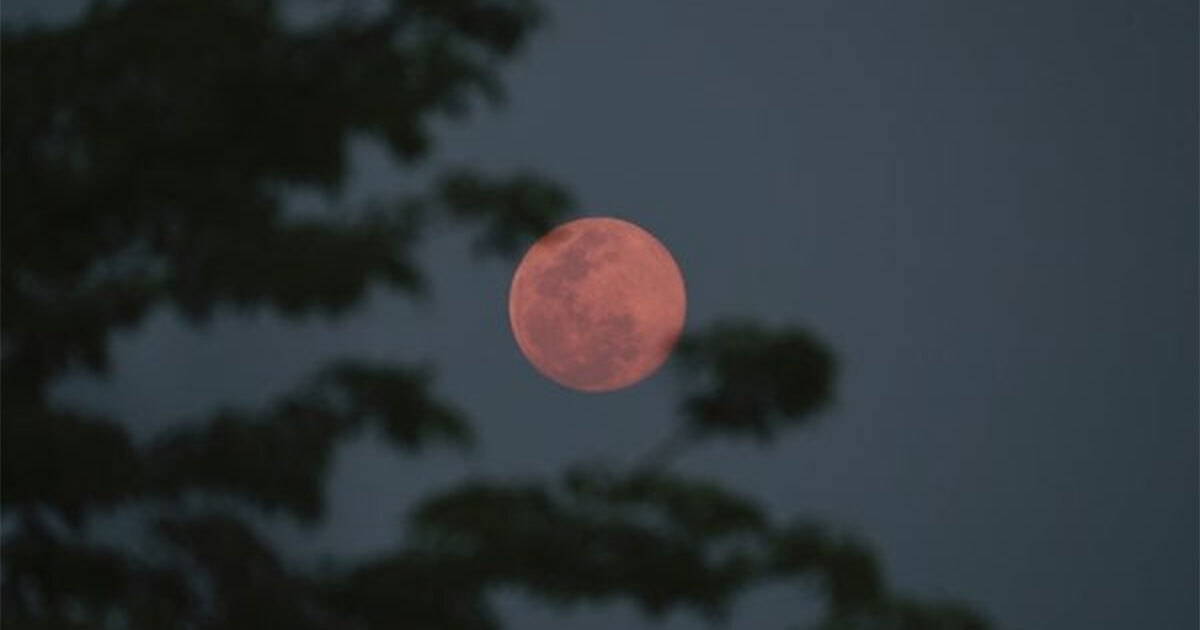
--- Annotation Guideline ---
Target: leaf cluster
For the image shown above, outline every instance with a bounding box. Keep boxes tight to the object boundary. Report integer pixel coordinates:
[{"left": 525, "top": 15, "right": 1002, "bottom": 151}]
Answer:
[{"left": 1, "top": 2, "right": 991, "bottom": 629}]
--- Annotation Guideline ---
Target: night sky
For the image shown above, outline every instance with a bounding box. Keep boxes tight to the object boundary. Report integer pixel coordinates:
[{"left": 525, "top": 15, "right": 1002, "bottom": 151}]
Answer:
[{"left": 15, "top": 1, "right": 1197, "bottom": 629}]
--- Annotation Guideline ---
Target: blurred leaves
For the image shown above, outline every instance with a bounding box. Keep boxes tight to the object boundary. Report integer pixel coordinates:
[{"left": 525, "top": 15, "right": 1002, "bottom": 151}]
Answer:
[
  {"left": 1, "top": 396, "right": 142, "bottom": 527},
  {"left": 2, "top": 518, "right": 194, "bottom": 629},
  {"left": 676, "top": 319, "right": 836, "bottom": 441},
  {"left": 325, "top": 551, "right": 499, "bottom": 630},
  {"left": 154, "top": 513, "right": 321, "bottom": 630},
  {"left": 1, "top": 357, "right": 469, "bottom": 629},
  {"left": 439, "top": 167, "right": 574, "bottom": 256},
  {"left": 815, "top": 597, "right": 992, "bottom": 630},
  {"left": 402, "top": 0, "right": 544, "bottom": 58},
  {"left": 401, "top": 468, "right": 988, "bottom": 628},
  {"left": 1, "top": 0, "right": 989, "bottom": 628},
  {"left": 167, "top": 207, "right": 427, "bottom": 321},
  {"left": 408, "top": 470, "right": 761, "bottom": 618},
  {"left": 147, "top": 360, "right": 470, "bottom": 521},
  {"left": 1, "top": 0, "right": 559, "bottom": 388},
  {"left": 2, "top": 357, "right": 466, "bottom": 528},
  {"left": 565, "top": 466, "right": 768, "bottom": 540}
]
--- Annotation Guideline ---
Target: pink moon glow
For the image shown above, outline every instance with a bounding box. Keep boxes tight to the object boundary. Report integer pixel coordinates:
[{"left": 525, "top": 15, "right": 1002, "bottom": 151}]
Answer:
[{"left": 508, "top": 217, "right": 687, "bottom": 392}]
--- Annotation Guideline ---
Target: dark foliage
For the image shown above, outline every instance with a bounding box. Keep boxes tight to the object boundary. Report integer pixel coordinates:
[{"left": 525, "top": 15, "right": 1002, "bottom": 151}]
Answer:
[
  {"left": 1, "top": 1, "right": 989, "bottom": 629},
  {"left": 145, "top": 360, "right": 471, "bottom": 522},
  {"left": 676, "top": 319, "right": 836, "bottom": 441}
]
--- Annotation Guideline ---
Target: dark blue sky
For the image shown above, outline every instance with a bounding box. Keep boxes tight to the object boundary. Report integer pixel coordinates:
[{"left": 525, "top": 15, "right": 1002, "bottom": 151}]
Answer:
[{"left": 21, "top": 0, "right": 1198, "bottom": 628}]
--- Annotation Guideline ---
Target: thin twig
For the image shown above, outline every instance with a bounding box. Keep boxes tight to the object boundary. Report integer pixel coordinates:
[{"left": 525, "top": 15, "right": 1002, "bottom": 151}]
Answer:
[{"left": 630, "top": 424, "right": 697, "bottom": 478}]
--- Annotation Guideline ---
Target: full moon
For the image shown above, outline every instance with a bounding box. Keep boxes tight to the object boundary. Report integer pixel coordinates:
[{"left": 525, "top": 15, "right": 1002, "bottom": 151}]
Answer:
[{"left": 509, "top": 217, "right": 686, "bottom": 392}]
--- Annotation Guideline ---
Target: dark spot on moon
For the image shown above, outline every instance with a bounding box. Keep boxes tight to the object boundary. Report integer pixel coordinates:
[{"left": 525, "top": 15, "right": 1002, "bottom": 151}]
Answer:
[
  {"left": 534, "top": 246, "right": 591, "bottom": 300},
  {"left": 594, "top": 314, "right": 640, "bottom": 363},
  {"left": 561, "top": 313, "right": 643, "bottom": 390}
]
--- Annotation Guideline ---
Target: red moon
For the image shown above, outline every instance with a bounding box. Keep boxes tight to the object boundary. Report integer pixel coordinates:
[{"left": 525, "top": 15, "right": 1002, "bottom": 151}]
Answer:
[{"left": 509, "top": 217, "right": 686, "bottom": 392}]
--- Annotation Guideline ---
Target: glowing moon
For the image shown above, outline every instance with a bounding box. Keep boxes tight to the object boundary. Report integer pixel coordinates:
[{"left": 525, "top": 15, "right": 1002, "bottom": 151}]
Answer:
[{"left": 509, "top": 217, "right": 686, "bottom": 392}]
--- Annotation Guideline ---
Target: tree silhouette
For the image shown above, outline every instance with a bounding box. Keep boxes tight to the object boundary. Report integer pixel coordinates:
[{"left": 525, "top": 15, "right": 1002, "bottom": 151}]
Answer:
[{"left": 2, "top": 1, "right": 991, "bottom": 629}]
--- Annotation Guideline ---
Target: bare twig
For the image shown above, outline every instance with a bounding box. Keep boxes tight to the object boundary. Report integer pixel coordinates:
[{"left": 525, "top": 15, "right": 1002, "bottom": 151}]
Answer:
[{"left": 630, "top": 425, "right": 697, "bottom": 478}]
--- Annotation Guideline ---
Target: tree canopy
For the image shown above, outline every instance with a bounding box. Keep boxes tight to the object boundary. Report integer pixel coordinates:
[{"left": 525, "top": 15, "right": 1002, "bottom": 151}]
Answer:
[{"left": 1, "top": 1, "right": 990, "bottom": 628}]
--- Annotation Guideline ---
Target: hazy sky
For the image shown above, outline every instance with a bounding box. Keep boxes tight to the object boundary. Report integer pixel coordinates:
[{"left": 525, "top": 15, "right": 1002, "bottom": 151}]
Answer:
[{"left": 21, "top": 1, "right": 1198, "bottom": 629}]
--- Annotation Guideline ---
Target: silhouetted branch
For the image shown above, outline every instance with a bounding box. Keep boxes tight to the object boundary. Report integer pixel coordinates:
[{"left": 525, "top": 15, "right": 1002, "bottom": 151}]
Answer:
[
  {"left": 630, "top": 425, "right": 697, "bottom": 478},
  {"left": 146, "top": 359, "right": 469, "bottom": 521}
]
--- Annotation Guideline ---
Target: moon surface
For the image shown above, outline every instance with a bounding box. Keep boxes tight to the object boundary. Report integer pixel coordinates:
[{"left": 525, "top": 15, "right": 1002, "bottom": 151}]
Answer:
[{"left": 509, "top": 217, "right": 686, "bottom": 392}]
